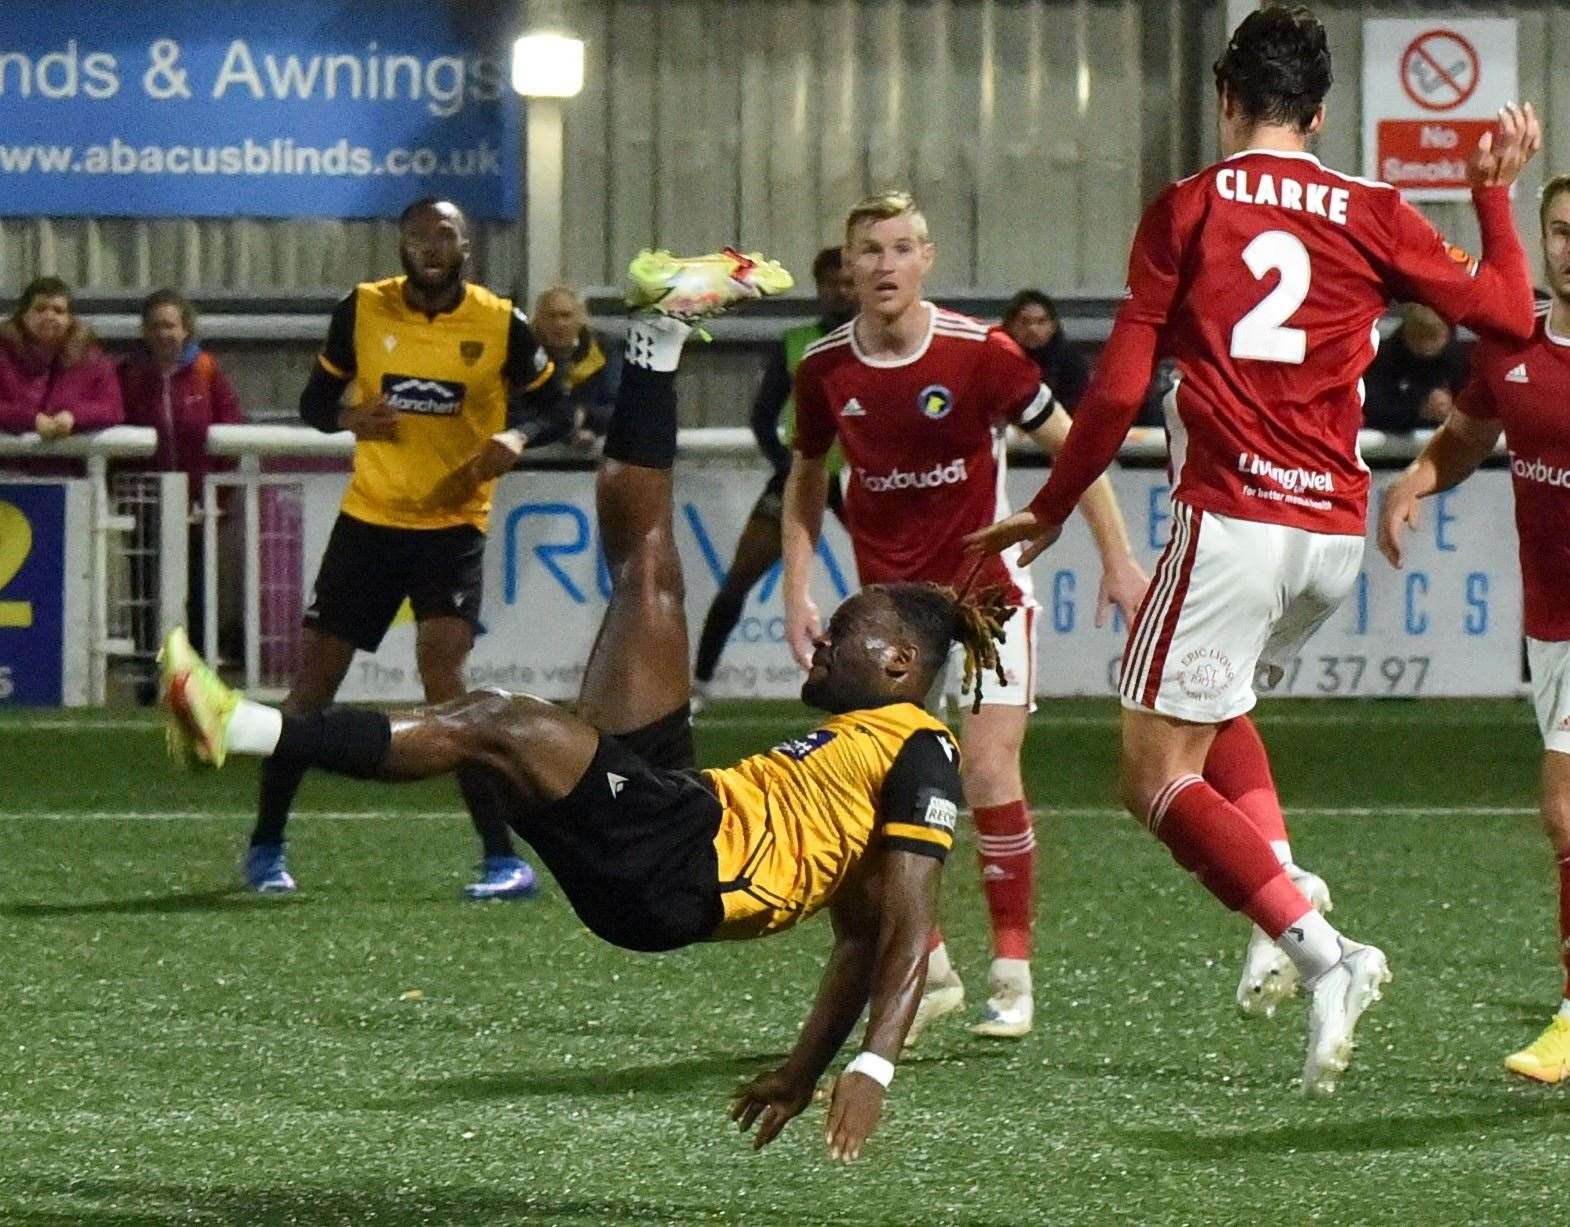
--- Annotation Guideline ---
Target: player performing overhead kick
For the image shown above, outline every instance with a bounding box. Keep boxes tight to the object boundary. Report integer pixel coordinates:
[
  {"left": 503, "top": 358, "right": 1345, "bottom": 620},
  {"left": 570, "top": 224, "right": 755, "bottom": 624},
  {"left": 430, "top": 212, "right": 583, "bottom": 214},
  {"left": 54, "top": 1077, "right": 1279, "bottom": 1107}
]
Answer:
[
  {"left": 968, "top": 5, "right": 1540, "bottom": 1093},
  {"left": 158, "top": 249, "right": 1007, "bottom": 1162}
]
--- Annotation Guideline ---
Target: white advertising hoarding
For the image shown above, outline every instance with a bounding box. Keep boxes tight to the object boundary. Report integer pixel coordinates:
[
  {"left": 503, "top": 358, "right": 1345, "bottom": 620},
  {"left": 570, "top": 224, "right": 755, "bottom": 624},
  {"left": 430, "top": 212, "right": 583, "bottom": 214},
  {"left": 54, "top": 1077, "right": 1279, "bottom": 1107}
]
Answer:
[{"left": 295, "top": 462, "right": 1525, "bottom": 704}]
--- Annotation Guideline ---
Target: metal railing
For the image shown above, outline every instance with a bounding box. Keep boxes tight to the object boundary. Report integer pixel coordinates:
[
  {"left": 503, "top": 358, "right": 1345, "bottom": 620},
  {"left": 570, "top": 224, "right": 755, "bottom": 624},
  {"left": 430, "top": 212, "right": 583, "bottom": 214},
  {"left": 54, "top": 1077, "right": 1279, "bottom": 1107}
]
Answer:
[{"left": 0, "top": 426, "right": 168, "bottom": 703}]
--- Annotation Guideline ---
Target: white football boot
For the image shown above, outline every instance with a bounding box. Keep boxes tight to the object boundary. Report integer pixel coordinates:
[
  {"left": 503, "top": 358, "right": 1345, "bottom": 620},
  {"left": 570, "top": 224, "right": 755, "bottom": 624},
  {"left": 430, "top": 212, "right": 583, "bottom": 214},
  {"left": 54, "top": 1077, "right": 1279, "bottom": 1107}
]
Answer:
[
  {"left": 1301, "top": 939, "right": 1391, "bottom": 1095},
  {"left": 1236, "top": 866, "right": 1332, "bottom": 1020},
  {"left": 970, "top": 962, "right": 1034, "bottom": 1039},
  {"left": 903, "top": 967, "right": 965, "bottom": 1048}
]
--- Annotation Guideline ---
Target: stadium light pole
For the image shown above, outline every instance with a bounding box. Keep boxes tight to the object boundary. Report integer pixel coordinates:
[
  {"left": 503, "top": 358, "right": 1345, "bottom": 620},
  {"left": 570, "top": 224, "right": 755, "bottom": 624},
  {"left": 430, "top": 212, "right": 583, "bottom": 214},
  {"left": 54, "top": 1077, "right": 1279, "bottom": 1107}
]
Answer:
[{"left": 512, "top": 31, "right": 585, "bottom": 308}]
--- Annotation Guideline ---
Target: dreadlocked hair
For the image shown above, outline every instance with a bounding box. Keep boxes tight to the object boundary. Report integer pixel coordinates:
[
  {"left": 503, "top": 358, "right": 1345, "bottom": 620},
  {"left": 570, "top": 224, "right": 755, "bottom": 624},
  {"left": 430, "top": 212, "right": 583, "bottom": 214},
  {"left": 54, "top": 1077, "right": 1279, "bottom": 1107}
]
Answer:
[{"left": 879, "top": 582, "right": 1014, "bottom": 714}]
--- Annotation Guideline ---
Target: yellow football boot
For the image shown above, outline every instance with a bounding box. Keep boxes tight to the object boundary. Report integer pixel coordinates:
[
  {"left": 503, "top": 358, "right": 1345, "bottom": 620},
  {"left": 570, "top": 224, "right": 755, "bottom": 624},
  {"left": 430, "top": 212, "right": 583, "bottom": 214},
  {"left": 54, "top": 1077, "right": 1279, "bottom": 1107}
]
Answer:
[
  {"left": 158, "top": 626, "right": 238, "bottom": 769},
  {"left": 626, "top": 248, "right": 793, "bottom": 321},
  {"left": 1505, "top": 1014, "right": 1570, "bottom": 1084}
]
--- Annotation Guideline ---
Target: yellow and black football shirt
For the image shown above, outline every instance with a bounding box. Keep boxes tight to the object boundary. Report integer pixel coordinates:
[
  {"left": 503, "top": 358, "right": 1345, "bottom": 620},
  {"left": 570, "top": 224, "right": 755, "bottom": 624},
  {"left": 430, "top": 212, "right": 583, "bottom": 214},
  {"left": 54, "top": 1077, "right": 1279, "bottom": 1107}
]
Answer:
[
  {"left": 701, "top": 702, "right": 962, "bottom": 941},
  {"left": 315, "top": 276, "right": 555, "bottom": 532}
]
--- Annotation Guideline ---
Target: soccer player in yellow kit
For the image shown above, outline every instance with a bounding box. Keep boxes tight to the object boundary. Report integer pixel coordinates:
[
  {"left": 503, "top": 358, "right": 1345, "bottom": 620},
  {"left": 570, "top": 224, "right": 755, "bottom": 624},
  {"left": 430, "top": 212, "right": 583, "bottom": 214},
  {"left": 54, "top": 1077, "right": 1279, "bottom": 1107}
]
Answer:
[
  {"left": 161, "top": 252, "right": 1005, "bottom": 1162},
  {"left": 245, "top": 197, "right": 571, "bottom": 899}
]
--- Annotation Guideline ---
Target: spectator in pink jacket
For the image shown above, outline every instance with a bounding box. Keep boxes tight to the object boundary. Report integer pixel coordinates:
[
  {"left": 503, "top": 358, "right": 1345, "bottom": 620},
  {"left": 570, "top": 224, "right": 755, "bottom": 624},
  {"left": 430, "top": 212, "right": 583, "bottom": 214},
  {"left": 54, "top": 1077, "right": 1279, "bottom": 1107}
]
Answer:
[
  {"left": 118, "top": 288, "right": 245, "bottom": 491},
  {"left": 0, "top": 276, "right": 123, "bottom": 439}
]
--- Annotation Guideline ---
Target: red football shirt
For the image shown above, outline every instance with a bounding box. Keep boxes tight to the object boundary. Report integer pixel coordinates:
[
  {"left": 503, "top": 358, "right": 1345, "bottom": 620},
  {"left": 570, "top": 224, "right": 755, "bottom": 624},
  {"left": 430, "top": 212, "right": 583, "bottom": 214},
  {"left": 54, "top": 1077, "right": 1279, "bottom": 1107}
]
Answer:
[
  {"left": 1029, "top": 151, "right": 1534, "bottom": 536},
  {"left": 793, "top": 304, "right": 1050, "bottom": 601},
  {"left": 1456, "top": 303, "right": 1570, "bottom": 641}
]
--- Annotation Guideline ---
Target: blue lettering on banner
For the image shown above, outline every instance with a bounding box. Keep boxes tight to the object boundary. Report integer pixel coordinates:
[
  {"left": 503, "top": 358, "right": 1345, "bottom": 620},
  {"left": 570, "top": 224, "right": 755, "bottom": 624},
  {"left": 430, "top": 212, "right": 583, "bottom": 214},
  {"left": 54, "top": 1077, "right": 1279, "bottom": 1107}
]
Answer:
[
  {"left": 682, "top": 502, "right": 730, "bottom": 588},
  {"left": 1147, "top": 486, "right": 1171, "bottom": 550},
  {"left": 0, "top": 2, "right": 518, "bottom": 219},
  {"left": 504, "top": 503, "right": 591, "bottom": 604},
  {"left": 505, "top": 498, "right": 854, "bottom": 615},
  {"left": 1405, "top": 572, "right": 1429, "bottom": 635},
  {"left": 1434, "top": 491, "right": 1458, "bottom": 553},
  {"left": 1051, "top": 570, "right": 1075, "bottom": 633},
  {"left": 1464, "top": 572, "right": 1488, "bottom": 635},
  {"left": 1352, "top": 571, "right": 1369, "bottom": 635},
  {"left": 0, "top": 485, "right": 66, "bottom": 704}
]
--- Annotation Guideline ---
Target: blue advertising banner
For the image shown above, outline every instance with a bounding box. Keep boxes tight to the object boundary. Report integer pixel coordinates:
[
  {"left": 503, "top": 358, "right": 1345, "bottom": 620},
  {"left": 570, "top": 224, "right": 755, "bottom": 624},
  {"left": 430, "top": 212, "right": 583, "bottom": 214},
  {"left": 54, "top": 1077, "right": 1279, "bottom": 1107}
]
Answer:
[
  {"left": 0, "top": 484, "right": 67, "bottom": 706},
  {"left": 0, "top": 1, "right": 518, "bottom": 219}
]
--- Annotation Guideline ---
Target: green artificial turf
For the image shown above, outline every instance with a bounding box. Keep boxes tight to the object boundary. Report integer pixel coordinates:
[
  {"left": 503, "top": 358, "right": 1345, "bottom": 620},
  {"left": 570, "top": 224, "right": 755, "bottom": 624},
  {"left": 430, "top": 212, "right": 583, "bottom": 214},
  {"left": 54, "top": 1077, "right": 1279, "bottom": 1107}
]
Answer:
[{"left": 0, "top": 699, "right": 1563, "bottom": 1225}]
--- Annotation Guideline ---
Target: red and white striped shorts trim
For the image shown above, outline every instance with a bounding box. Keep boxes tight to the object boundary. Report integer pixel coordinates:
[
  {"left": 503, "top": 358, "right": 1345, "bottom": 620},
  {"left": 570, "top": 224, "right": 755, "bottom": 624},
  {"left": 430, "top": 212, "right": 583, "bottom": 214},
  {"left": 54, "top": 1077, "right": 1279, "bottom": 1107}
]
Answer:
[{"left": 1119, "top": 502, "right": 1203, "bottom": 710}]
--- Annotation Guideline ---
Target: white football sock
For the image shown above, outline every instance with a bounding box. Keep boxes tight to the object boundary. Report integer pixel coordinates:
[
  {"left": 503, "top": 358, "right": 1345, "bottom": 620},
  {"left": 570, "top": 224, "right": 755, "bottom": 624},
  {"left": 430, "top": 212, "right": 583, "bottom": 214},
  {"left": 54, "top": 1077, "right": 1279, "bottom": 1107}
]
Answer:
[
  {"left": 624, "top": 317, "right": 691, "bottom": 372},
  {"left": 225, "top": 699, "right": 283, "bottom": 756},
  {"left": 989, "top": 957, "right": 1031, "bottom": 994},
  {"left": 1276, "top": 909, "right": 1342, "bottom": 983},
  {"left": 1557, "top": 998, "right": 1570, "bottom": 1022},
  {"left": 926, "top": 940, "right": 956, "bottom": 984},
  {"left": 1270, "top": 839, "right": 1293, "bottom": 867}
]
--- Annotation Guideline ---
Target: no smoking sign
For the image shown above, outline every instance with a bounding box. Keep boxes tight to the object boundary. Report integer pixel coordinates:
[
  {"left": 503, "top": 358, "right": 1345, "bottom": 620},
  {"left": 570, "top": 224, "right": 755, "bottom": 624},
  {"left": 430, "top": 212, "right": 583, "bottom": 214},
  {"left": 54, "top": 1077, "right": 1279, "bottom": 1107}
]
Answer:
[
  {"left": 1364, "top": 18, "right": 1517, "bottom": 201},
  {"left": 1401, "top": 29, "right": 1480, "bottom": 112}
]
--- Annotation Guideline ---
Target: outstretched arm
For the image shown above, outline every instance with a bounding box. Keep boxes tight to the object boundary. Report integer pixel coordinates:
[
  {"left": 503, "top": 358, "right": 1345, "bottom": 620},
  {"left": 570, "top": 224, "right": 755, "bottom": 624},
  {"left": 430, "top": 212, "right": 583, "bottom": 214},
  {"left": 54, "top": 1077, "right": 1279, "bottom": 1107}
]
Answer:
[
  {"left": 1389, "top": 103, "right": 1541, "bottom": 343},
  {"left": 823, "top": 850, "right": 942, "bottom": 1163},
  {"left": 1025, "top": 407, "right": 1147, "bottom": 625},
  {"left": 969, "top": 187, "right": 1179, "bottom": 565},
  {"left": 729, "top": 905, "right": 877, "bottom": 1153}
]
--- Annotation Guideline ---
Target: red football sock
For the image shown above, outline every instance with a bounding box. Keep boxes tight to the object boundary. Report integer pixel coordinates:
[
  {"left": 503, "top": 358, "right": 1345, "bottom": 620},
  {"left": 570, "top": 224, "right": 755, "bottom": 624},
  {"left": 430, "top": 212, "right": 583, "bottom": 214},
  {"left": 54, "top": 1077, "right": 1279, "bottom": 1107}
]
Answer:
[
  {"left": 1558, "top": 853, "right": 1570, "bottom": 1001},
  {"left": 1204, "top": 716, "right": 1287, "bottom": 846},
  {"left": 927, "top": 928, "right": 944, "bottom": 955},
  {"left": 974, "top": 800, "right": 1035, "bottom": 960},
  {"left": 1149, "top": 774, "right": 1310, "bottom": 938}
]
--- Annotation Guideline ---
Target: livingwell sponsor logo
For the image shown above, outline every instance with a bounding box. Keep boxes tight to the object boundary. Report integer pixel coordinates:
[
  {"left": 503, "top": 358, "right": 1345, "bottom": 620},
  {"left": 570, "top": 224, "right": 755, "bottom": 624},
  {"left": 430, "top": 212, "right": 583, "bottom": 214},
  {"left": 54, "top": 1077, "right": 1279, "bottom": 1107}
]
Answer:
[
  {"left": 1236, "top": 451, "right": 1335, "bottom": 494},
  {"left": 860, "top": 458, "right": 967, "bottom": 493},
  {"left": 1510, "top": 453, "right": 1570, "bottom": 489}
]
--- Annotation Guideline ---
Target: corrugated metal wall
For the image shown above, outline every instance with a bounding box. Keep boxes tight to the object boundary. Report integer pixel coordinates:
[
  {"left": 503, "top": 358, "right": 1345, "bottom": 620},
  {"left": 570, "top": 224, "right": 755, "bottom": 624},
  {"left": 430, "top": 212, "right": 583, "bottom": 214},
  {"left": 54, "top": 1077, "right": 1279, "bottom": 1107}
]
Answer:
[
  {"left": 554, "top": 0, "right": 1146, "bottom": 296},
  {"left": 3, "top": 0, "right": 1567, "bottom": 423},
  {"left": 6, "top": 1, "right": 1565, "bottom": 299}
]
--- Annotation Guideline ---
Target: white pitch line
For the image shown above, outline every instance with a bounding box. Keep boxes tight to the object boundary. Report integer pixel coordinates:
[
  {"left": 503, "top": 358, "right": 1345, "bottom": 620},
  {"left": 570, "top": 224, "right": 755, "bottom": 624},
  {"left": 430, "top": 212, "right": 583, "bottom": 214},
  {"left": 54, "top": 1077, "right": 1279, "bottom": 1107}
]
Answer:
[
  {"left": 0, "top": 810, "right": 468, "bottom": 821},
  {"left": 0, "top": 805, "right": 1536, "bottom": 822},
  {"left": 0, "top": 709, "right": 1537, "bottom": 733}
]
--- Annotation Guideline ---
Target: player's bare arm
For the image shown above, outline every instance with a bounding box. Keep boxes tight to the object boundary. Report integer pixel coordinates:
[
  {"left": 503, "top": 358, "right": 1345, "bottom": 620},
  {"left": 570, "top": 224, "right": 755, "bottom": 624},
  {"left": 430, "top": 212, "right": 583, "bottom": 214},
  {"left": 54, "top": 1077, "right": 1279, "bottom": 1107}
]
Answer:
[
  {"left": 1379, "top": 411, "right": 1503, "bottom": 568},
  {"left": 825, "top": 847, "right": 943, "bottom": 1163},
  {"left": 782, "top": 451, "right": 830, "bottom": 668},
  {"left": 730, "top": 880, "right": 879, "bottom": 1153},
  {"left": 1024, "top": 407, "right": 1148, "bottom": 624}
]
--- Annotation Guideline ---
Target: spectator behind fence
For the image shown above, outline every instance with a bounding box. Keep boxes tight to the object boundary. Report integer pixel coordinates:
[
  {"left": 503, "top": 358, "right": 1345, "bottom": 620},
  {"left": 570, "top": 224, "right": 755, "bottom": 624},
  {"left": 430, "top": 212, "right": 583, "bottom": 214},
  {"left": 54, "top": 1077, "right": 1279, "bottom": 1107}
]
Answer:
[
  {"left": 1001, "top": 289, "right": 1092, "bottom": 412},
  {"left": 1362, "top": 303, "right": 1470, "bottom": 433},
  {"left": 118, "top": 289, "right": 247, "bottom": 677},
  {"left": 532, "top": 285, "right": 621, "bottom": 451},
  {"left": 119, "top": 289, "right": 246, "bottom": 488},
  {"left": 0, "top": 275, "right": 123, "bottom": 442}
]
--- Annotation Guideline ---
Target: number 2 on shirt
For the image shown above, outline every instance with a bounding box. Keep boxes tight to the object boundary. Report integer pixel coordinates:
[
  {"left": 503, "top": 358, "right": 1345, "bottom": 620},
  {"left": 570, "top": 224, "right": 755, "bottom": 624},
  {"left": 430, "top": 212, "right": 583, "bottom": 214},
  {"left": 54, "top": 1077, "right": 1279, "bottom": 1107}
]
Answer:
[{"left": 1230, "top": 229, "right": 1311, "bottom": 365}]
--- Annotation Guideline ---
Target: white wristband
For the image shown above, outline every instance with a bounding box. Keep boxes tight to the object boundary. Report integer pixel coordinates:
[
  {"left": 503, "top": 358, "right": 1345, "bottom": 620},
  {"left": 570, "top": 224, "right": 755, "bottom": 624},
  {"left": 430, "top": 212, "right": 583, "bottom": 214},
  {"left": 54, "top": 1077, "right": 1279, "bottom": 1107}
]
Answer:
[
  {"left": 845, "top": 1052, "right": 894, "bottom": 1088},
  {"left": 491, "top": 428, "right": 526, "bottom": 456}
]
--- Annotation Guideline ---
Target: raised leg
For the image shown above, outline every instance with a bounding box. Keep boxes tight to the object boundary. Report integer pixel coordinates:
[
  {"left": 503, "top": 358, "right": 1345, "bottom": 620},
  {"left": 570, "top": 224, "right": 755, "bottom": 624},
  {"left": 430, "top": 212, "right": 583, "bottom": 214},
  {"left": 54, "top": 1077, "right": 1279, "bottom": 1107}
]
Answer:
[{"left": 574, "top": 319, "right": 695, "bottom": 739}]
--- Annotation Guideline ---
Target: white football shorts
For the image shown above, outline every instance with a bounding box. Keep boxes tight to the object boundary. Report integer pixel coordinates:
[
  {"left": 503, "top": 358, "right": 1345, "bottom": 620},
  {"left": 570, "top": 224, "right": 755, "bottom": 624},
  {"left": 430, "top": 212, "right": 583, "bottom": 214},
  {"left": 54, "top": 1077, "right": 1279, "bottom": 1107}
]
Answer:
[
  {"left": 1119, "top": 501, "right": 1363, "bottom": 723},
  {"left": 1527, "top": 637, "right": 1570, "bottom": 755},
  {"left": 934, "top": 601, "right": 1038, "bottom": 712}
]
